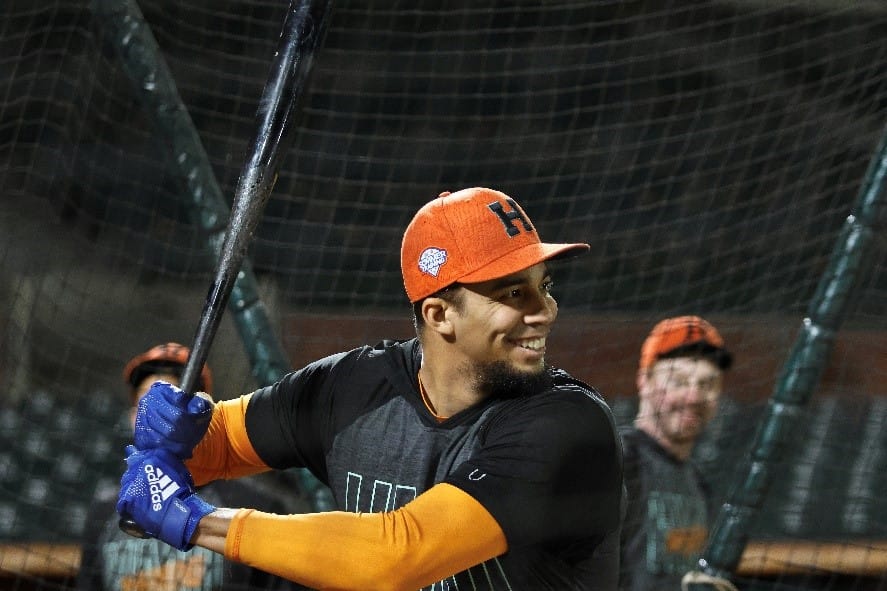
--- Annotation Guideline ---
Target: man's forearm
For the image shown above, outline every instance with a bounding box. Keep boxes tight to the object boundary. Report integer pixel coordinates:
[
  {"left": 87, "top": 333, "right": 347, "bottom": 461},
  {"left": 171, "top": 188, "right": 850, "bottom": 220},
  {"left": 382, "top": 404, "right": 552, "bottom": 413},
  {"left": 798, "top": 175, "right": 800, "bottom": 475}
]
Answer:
[
  {"left": 192, "top": 508, "right": 239, "bottom": 554},
  {"left": 186, "top": 484, "right": 507, "bottom": 591}
]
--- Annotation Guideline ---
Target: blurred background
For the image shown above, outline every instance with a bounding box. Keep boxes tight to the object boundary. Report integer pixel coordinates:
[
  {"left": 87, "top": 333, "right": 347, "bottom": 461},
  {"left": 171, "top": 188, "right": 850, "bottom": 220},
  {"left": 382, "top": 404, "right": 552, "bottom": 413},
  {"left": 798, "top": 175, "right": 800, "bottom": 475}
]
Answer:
[{"left": 1, "top": 1, "right": 886, "bottom": 589}]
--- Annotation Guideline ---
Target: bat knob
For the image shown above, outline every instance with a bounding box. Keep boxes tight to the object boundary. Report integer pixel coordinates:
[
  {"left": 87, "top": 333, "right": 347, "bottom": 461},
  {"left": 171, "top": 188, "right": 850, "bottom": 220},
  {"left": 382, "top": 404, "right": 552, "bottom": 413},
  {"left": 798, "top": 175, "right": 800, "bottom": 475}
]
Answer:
[{"left": 118, "top": 515, "right": 150, "bottom": 538}]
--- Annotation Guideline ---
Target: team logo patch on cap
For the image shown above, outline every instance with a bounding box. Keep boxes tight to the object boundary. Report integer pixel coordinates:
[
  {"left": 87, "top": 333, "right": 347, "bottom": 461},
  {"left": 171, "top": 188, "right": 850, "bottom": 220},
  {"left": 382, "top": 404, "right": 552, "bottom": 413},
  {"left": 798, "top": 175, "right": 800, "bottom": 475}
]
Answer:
[{"left": 418, "top": 247, "right": 448, "bottom": 277}]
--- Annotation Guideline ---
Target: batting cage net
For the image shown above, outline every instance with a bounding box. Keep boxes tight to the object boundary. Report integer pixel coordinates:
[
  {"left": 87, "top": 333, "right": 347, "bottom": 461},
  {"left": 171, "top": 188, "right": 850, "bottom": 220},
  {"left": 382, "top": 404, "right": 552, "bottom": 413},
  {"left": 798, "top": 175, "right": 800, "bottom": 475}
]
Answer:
[{"left": 1, "top": 1, "right": 886, "bottom": 590}]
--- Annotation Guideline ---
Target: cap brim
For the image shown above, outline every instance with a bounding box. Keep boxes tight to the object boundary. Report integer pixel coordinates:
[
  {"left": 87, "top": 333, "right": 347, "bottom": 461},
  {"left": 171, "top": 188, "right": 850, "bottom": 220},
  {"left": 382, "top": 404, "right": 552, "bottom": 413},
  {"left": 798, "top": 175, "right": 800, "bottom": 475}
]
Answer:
[{"left": 458, "top": 242, "right": 589, "bottom": 284}]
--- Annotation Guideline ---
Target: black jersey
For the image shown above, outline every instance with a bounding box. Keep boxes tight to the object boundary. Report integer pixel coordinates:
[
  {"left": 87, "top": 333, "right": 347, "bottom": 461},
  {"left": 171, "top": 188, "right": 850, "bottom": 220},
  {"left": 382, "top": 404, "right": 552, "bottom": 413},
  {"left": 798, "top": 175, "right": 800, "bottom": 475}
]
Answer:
[{"left": 245, "top": 338, "right": 623, "bottom": 590}]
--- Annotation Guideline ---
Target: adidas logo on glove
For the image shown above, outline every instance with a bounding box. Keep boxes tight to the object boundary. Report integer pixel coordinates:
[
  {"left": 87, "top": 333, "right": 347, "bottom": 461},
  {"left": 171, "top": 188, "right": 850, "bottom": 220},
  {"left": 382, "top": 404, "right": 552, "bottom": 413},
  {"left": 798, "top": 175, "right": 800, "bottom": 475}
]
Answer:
[{"left": 144, "top": 463, "right": 181, "bottom": 511}]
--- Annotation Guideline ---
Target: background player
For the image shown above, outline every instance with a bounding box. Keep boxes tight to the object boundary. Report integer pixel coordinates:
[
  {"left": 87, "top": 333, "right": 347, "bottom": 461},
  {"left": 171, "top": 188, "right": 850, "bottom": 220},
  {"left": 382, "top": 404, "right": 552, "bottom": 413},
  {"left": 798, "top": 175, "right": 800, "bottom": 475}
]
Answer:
[
  {"left": 115, "top": 187, "right": 625, "bottom": 590},
  {"left": 618, "top": 316, "right": 733, "bottom": 591},
  {"left": 78, "top": 342, "right": 302, "bottom": 591}
]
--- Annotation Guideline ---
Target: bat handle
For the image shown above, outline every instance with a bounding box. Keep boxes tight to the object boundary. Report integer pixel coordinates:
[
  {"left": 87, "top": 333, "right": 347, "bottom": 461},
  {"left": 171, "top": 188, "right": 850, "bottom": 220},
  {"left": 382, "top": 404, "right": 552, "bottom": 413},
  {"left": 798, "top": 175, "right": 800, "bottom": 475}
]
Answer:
[{"left": 118, "top": 515, "right": 150, "bottom": 538}]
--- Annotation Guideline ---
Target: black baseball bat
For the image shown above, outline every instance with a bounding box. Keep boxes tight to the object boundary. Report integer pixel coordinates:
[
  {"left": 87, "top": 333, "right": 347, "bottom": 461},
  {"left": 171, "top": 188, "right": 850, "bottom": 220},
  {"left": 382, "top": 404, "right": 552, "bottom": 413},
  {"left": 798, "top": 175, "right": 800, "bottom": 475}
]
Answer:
[{"left": 119, "top": 0, "right": 334, "bottom": 538}]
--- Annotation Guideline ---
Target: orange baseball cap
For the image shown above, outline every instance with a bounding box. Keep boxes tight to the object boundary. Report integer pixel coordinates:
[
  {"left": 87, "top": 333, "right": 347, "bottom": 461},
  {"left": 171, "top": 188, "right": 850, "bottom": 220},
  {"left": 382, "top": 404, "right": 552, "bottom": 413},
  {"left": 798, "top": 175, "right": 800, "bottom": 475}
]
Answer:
[
  {"left": 122, "top": 342, "right": 213, "bottom": 396},
  {"left": 401, "top": 187, "right": 590, "bottom": 302},
  {"left": 639, "top": 316, "right": 732, "bottom": 371}
]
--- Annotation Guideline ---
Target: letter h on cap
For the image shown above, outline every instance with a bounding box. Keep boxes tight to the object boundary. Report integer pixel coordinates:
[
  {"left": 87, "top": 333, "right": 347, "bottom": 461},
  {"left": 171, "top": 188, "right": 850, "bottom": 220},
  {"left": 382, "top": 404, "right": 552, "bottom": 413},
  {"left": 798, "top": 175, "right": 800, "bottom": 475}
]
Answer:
[{"left": 488, "top": 198, "right": 533, "bottom": 237}]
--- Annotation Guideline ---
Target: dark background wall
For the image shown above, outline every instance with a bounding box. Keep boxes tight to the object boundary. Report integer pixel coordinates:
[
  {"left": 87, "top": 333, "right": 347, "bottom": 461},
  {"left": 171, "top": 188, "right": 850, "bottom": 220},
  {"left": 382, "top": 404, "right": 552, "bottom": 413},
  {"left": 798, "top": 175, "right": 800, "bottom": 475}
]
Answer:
[{"left": 1, "top": 2, "right": 886, "bottom": 588}]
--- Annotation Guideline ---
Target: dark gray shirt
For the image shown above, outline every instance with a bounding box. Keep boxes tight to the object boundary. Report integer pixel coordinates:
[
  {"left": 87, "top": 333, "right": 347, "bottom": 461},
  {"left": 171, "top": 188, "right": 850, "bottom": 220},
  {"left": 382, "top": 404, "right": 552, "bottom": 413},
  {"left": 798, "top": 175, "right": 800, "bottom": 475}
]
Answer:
[{"left": 619, "top": 427, "right": 711, "bottom": 591}]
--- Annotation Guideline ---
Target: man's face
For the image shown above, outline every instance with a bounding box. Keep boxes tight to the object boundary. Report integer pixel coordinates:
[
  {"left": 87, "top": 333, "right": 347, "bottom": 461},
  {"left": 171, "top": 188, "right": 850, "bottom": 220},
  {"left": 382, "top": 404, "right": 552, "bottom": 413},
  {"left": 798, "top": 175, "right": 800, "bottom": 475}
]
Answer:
[
  {"left": 637, "top": 357, "right": 723, "bottom": 446},
  {"left": 451, "top": 263, "right": 557, "bottom": 382}
]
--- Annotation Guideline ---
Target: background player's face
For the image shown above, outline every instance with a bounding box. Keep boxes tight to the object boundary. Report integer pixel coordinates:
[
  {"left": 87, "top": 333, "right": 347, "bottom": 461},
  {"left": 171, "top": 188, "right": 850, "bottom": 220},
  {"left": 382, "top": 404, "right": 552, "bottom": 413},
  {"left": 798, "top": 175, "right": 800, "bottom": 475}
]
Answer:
[
  {"left": 638, "top": 357, "right": 722, "bottom": 446},
  {"left": 453, "top": 263, "right": 557, "bottom": 376}
]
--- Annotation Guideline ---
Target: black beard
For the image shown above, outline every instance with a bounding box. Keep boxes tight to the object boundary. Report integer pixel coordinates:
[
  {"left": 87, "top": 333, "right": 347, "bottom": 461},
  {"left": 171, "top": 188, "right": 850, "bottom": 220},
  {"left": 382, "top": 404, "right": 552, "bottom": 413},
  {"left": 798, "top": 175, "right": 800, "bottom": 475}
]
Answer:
[{"left": 475, "top": 360, "right": 553, "bottom": 400}]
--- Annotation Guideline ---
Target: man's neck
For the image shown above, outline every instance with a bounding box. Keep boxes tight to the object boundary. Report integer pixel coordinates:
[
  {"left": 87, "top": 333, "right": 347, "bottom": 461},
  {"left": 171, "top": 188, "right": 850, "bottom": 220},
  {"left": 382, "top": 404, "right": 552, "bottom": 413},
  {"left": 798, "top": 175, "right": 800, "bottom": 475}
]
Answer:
[
  {"left": 418, "top": 364, "right": 486, "bottom": 419},
  {"left": 635, "top": 422, "right": 694, "bottom": 461}
]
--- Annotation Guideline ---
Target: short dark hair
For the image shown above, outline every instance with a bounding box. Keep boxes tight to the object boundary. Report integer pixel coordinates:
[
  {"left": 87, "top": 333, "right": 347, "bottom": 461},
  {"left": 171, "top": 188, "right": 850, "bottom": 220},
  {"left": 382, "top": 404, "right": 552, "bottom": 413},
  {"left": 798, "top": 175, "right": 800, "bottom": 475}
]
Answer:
[{"left": 656, "top": 342, "right": 733, "bottom": 371}]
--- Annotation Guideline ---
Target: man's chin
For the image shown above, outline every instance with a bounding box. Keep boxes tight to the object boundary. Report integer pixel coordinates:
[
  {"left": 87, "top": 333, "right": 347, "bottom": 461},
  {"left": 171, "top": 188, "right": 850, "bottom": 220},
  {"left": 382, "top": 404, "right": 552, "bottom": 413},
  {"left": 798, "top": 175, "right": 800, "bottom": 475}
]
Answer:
[
  {"left": 514, "top": 360, "right": 546, "bottom": 375},
  {"left": 669, "top": 422, "right": 703, "bottom": 442},
  {"left": 477, "top": 360, "right": 551, "bottom": 399}
]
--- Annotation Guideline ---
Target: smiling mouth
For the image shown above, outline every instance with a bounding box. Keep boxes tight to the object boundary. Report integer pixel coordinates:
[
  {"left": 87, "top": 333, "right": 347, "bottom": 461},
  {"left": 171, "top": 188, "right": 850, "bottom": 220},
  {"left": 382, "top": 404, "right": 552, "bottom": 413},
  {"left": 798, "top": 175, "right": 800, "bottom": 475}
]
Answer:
[
  {"left": 678, "top": 410, "right": 704, "bottom": 425},
  {"left": 515, "top": 337, "right": 546, "bottom": 353}
]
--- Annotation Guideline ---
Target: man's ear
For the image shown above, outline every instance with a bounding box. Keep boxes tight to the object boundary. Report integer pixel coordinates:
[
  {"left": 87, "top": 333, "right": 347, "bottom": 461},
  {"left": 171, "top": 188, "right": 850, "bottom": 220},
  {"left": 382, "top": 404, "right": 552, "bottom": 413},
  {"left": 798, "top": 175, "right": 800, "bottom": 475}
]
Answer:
[{"left": 421, "top": 297, "right": 456, "bottom": 336}]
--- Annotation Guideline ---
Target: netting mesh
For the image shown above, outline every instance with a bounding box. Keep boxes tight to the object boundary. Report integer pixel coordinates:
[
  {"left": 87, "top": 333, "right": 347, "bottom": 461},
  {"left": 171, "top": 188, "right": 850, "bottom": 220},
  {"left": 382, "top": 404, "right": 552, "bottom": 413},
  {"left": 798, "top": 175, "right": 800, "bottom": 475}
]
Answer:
[{"left": 1, "top": 1, "right": 886, "bottom": 589}]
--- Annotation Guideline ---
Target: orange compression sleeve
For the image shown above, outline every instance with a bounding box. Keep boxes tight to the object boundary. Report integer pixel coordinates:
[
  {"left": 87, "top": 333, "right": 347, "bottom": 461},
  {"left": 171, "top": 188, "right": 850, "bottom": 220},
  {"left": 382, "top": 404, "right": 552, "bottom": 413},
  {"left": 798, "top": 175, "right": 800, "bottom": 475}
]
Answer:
[
  {"left": 186, "top": 393, "right": 271, "bottom": 485},
  {"left": 225, "top": 482, "right": 508, "bottom": 591}
]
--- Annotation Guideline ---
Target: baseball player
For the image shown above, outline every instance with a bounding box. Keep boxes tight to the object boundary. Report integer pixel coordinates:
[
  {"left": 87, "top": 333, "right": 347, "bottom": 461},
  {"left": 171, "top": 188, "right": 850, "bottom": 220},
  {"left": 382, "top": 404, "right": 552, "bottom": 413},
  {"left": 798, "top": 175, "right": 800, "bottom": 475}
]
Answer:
[
  {"left": 78, "top": 343, "right": 300, "bottom": 591},
  {"left": 116, "top": 187, "right": 625, "bottom": 590},
  {"left": 618, "top": 316, "right": 733, "bottom": 591}
]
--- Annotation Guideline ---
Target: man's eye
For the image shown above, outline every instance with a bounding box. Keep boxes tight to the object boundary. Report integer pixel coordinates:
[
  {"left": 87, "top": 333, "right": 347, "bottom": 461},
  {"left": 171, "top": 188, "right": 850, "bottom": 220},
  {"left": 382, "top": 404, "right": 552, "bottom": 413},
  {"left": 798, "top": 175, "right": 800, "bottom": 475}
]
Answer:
[
  {"left": 542, "top": 280, "right": 554, "bottom": 294},
  {"left": 497, "top": 287, "right": 522, "bottom": 301}
]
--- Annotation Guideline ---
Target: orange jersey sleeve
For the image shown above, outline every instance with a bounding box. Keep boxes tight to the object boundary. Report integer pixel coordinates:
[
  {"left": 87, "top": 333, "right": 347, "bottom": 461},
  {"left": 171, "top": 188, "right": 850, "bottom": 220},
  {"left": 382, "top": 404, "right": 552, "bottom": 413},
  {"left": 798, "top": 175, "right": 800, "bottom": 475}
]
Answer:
[
  {"left": 225, "top": 482, "right": 507, "bottom": 591},
  {"left": 186, "top": 393, "right": 271, "bottom": 485}
]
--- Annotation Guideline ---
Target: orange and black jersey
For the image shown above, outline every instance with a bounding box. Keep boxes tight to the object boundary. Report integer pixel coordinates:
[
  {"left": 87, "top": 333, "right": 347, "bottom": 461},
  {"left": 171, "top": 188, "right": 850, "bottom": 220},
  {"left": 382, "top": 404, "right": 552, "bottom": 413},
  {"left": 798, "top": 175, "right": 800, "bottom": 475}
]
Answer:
[{"left": 192, "top": 339, "right": 623, "bottom": 590}]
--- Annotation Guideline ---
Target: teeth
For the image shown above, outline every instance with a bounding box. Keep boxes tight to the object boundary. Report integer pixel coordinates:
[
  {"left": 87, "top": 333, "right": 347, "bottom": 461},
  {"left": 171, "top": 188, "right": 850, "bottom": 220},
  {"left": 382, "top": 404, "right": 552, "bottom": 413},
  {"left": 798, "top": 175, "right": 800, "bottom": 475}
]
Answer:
[{"left": 519, "top": 338, "right": 545, "bottom": 351}]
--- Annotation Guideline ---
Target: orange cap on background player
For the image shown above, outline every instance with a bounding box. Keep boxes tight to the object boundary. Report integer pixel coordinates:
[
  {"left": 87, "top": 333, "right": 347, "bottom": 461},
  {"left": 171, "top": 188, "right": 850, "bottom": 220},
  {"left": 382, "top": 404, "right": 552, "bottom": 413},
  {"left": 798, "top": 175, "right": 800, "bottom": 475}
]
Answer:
[
  {"left": 122, "top": 342, "right": 214, "bottom": 396},
  {"left": 400, "top": 187, "right": 590, "bottom": 303},
  {"left": 639, "top": 316, "right": 733, "bottom": 371}
]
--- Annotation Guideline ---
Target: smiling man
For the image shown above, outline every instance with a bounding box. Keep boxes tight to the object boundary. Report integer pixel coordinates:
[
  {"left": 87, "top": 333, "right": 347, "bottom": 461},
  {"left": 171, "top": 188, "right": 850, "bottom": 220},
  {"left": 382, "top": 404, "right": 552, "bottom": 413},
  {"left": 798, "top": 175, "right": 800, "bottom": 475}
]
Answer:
[
  {"left": 116, "top": 187, "right": 625, "bottom": 590},
  {"left": 618, "top": 316, "right": 733, "bottom": 591}
]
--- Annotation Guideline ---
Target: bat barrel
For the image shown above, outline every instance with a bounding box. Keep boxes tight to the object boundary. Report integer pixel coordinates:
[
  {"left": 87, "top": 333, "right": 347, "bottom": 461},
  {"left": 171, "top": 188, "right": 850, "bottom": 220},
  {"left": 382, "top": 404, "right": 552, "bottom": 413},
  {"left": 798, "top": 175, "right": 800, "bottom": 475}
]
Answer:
[{"left": 180, "top": 0, "right": 325, "bottom": 396}]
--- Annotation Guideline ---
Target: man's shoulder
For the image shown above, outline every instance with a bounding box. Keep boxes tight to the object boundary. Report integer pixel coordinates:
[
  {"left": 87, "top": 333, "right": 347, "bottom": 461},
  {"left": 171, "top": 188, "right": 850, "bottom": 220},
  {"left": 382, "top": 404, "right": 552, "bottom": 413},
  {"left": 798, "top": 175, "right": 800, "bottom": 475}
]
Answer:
[
  {"left": 618, "top": 424, "right": 642, "bottom": 441},
  {"left": 328, "top": 337, "right": 419, "bottom": 371},
  {"left": 279, "top": 338, "right": 418, "bottom": 392},
  {"left": 484, "top": 369, "right": 618, "bottom": 442},
  {"left": 544, "top": 367, "right": 617, "bottom": 424},
  {"left": 548, "top": 367, "right": 606, "bottom": 403},
  {"left": 619, "top": 427, "right": 694, "bottom": 472}
]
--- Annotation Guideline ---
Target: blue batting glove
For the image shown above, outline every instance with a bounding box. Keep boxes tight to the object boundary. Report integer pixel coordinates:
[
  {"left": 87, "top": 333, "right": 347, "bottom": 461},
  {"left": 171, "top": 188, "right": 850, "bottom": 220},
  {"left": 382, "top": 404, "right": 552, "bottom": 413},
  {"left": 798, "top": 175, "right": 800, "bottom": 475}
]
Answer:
[
  {"left": 134, "top": 381, "right": 212, "bottom": 458},
  {"left": 116, "top": 445, "right": 216, "bottom": 551}
]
